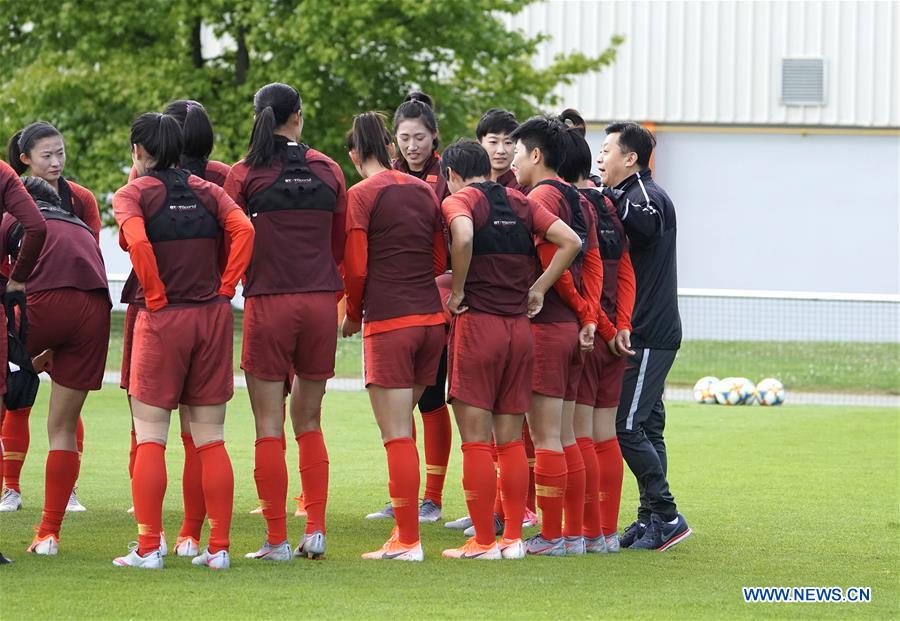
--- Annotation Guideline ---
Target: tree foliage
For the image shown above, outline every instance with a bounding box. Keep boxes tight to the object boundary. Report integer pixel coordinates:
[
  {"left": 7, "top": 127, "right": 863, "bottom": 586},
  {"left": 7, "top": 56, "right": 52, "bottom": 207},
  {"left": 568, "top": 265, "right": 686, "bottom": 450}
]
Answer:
[{"left": 0, "top": 0, "right": 621, "bottom": 219}]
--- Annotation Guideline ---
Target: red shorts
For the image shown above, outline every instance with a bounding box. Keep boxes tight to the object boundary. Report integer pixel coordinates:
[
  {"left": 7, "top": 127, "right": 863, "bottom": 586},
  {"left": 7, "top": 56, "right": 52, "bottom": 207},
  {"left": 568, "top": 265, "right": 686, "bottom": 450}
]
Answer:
[
  {"left": 448, "top": 312, "right": 533, "bottom": 414},
  {"left": 130, "top": 300, "right": 233, "bottom": 410},
  {"left": 530, "top": 322, "right": 581, "bottom": 400},
  {"left": 120, "top": 304, "right": 139, "bottom": 390},
  {"left": 27, "top": 288, "right": 110, "bottom": 391},
  {"left": 576, "top": 342, "right": 626, "bottom": 408},
  {"left": 364, "top": 324, "right": 444, "bottom": 388},
  {"left": 242, "top": 292, "right": 337, "bottom": 382}
]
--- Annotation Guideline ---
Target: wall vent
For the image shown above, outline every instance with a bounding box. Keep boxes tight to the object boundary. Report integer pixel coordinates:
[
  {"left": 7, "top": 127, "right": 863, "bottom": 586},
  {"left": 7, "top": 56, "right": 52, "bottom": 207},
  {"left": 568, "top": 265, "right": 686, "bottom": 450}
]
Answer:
[{"left": 781, "top": 57, "right": 826, "bottom": 106}]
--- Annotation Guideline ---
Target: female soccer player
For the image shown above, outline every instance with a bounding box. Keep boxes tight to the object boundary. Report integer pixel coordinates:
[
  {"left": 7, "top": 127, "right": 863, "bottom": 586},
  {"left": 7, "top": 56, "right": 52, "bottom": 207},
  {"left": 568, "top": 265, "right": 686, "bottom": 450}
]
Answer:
[
  {"left": 122, "top": 99, "right": 235, "bottom": 557},
  {"left": 1, "top": 176, "right": 111, "bottom": 555},
  {"left": 112, "top": 112, "right": 253, "bottom": 569},
  {"left": 225, "top": 82, "right": 345, "bottom": 561},
  {"left": 437, "top": 139, "right": 581, "bottom": 559},
  {"left": 364, "top": 92, "right": 451, "bottom": 523},
  {"left": 344, "top": 111, "right": 445, "bottom": 560},
  {"left": 510, "top": 116, "right": 604, "bottom": 556},
  {"left": 475, "top": 108, "right": 523, "bottom": 190},
  {"left": 1, "top": 122, "right": 101, "bottom": 514},
  {"left": 0, "top": 159, "right": 47, "bottom": 563},
  {"left": 558, "top": 110, "right": 635, "bottom": 554}
]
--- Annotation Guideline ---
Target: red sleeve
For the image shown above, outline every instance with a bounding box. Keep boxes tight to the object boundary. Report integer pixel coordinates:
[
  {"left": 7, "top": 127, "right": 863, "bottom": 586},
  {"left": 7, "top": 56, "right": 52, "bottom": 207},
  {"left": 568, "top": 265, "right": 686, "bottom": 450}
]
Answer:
[
  {"left": 343, "top": 229, "right": 367, "bottom": 322},
  {"left": 441, "top": 192, "right": 475, "bottom": 226},
  {"left": 330, "top": 162, "right": 348, "bottom": 266},
  {"left": 69, "top": 183, "right": 101, "bottom": 243},
  {"left": 581, "top": 248, "right": 611, "bottom": 339},
  {"left": 529, "top": 200, "right": 559, "bottom": 238},
  {"left": 535, "top": 244, "right": 594, "bottom": 326},
  {"left": 120, "top": 217, "right": 167, "bottom": 310},
  {"left": 615, "top": 249, "right": 636, "bottom": 331},
  {"left": 223, "top": 162, "right": 250, "bottom": 212},
  {"left": 1, "top": 163, "right": 47, "bottom": 282},
  {"left": 432, "top": 230, "right": 447, "bottom": 277},
  {"left": 346, "top": 185, "right": 371, "bottom": 233},
  {"left": 208, "top": 184, "right": 254, "bottom": 298}
]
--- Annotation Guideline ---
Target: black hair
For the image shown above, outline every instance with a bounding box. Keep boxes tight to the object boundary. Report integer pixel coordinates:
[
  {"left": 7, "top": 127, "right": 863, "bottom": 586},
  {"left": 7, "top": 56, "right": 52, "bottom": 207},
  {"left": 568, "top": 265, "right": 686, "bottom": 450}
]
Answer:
[
  {"left": 439, "top": 139, "right": 491, "bottom": 182},
  {"left": 604, "top": 122, "right": 656, "bottom": 168},
  {"left": 559, "top": 108, "right": 587, "bottom": 136},
  {"left": 346, "top": 111, "right": 393, "bottom": 170},
  {"left": 509, "top": 115, "right": 571, "bottom": 172},
  {"left": 393, "top": 91, "right": 439, "bottom": 151},
  {"left": 21, "top": 176, "right": 61, "bottom": 207},
  {"left": 6, "top": 122, "right": 63, "bottom": 175},
  {"left": 130, "top": 112, "right": 183, "bottom": 171},
  {"left": 163, "top": 99, "right": 214, "bottom": 160},
  {"left": 246, "top": 82, "right": 302, "bottom": 168},
  {"left": 476, "top": 108, "right": 519, "bottom": 140},
  {"left": 557, "top": 129, "right": 593, "bottom": 183}
]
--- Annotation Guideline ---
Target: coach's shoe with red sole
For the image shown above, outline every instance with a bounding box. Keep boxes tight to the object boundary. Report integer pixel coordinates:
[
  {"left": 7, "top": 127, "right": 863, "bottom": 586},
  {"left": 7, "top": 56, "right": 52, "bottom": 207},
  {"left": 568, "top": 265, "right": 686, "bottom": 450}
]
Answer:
[{"left": 630, "top": 513, "right": 692, "bottom": 552}]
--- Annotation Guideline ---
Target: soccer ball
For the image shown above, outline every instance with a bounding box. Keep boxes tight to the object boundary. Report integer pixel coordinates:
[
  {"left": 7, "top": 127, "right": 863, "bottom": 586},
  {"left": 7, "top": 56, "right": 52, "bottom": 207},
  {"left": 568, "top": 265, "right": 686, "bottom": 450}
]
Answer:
[
  {"left": 693, "top": 376, "right": 719, "bottom": 404},
  {"left": 735, "top": 378, "right": 757, "bottom": 405},
  {"left": 714, "top": 377, "right": 743, "bottom": 405},
  {"left": 756, "top": 378, "right": 785, "bottom": 406}
]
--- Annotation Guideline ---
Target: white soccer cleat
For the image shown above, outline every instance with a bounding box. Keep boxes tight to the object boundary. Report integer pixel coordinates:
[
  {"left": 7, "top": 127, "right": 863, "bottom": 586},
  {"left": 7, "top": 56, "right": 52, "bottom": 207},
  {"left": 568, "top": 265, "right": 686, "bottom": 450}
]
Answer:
[
  {"left": 444, "top": 514, "right": 473, "bottom": 530},
  {"left": 126, "top": 505, "right": 135, "bottom": 514},
  {"left": 191, "top": 548, "right": 230, "bottom": 569},
  {"left": 65, "top": 488, "right": 86, "bottom": 513},
  {"left": 245, "top": 540, "right": 293, "bottom": 562},
  {"left": 174, "top": 536, "right": 200, "bottom": 557},
  {"left": 294, "top": 531, "right": 326, "bottom": 559},
  {"left": 159, "top": 532, "right": 168, "bottom": 557},
  {"left": 0, "top": 489, "right": 22, "bottom": 512},
  {"left": 26, "top": 534, "right": 59, "bottom": 556},
  {"left": 112, "top": 543, "right": 163, "bottom": 569},
  {"left": 498, "top": 537, "right": 525, "bottom": 560}
]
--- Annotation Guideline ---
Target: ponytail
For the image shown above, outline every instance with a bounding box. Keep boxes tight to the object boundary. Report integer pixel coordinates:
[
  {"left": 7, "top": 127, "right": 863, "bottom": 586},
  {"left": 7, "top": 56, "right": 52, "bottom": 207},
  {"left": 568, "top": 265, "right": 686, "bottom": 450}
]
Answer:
[
  {"left": 130, "top": 112, "right": 183, "bottom": 171},
  {"left": 163, "top": 99, "right": 214, "bottom": 160},
  {"left": 558, "top": 108, "right": 587, "bottom": 137},
  {"left": 347, "top": 112, "right": 392, "bottom": 169},
  {"left": 393, "top": 91, "right": 439, "bottom": 151},
  {"left": 245, "top": 82, "right": 302, "bottom": 168},
  {"left": 6, "top": 122, "right": 63, "bottom": 175}
]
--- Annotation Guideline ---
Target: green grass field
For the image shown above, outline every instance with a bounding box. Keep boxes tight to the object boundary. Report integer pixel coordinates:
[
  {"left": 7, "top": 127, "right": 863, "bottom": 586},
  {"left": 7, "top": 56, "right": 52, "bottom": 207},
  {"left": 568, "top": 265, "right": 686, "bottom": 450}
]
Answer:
[
  {"left": 106, "top": 311, "right": 900, "bottom": 393},
  {"left": 0, "top": 387, "right": 897, "bottom": 620}
]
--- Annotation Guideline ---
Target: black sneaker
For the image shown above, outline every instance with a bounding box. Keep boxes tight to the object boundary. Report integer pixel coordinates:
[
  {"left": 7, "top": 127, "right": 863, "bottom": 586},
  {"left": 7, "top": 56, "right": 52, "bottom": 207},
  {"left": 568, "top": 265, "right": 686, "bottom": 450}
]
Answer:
[
  {"left": 0, "top": 551, "right": 12, "bottom": 565},
  {"left": 630, "top": 513, "right": 692, "bottom": 551},
  {"left": 619, "top": 520, "right": 647, "bottom": 548}
]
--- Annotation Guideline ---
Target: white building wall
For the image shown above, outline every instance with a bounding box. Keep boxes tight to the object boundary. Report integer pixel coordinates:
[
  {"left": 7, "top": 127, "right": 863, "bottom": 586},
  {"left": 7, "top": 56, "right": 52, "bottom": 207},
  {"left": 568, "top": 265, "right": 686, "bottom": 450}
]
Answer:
[{"left": 506, "top": 0, "right": 900, "bottom": 127}]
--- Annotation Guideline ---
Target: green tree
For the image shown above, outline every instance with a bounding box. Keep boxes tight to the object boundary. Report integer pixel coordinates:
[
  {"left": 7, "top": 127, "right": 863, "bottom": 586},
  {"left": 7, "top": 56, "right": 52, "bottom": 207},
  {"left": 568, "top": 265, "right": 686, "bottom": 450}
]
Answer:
[{"left": 0, "top": 0, "right": 621, "bottom": 221}]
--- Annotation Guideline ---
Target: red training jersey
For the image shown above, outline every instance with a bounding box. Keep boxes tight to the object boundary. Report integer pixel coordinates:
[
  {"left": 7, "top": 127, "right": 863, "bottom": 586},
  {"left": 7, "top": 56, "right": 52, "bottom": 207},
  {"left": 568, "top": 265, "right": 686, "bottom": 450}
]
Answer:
[{"left": 0, "top": 160, "right": 46, "bottom": 283}]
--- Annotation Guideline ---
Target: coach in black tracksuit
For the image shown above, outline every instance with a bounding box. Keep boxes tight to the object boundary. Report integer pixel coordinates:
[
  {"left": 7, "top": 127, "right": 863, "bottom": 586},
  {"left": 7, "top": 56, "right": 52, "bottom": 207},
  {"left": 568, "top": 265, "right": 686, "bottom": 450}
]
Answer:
[{"left": 598, "top": 122, "right": 691, "bottom": 551}]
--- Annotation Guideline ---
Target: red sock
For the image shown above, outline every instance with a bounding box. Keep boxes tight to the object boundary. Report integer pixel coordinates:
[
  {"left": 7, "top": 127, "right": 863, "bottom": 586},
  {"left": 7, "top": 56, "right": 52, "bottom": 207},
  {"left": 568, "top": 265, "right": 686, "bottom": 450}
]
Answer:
[
  {"left": 523, "top": 423, "right": 536, "bottom": 512},
  {"left": 197, "top": 441, "right": 233, "bottom": 553},
  {"left": 595, "top": 437, "right": 624, "bottom": 535},
  {"left": 562, "top": 443, "right": 586, "bottom": 538},
  {"left": 496, "top": 440, "right": 528, "bottom": 540},
  {"left": 535, "top": 449, "right": 567, "bottom": 540},
  {"left": 254, "top": 437, "right": 287, "bottom": 544},
  {"left": 133, "top": 442, "right": 167, "bottom": 555},
  {"left": 1, "top": 407, "right": 31, "bottom": 493},
  {"left": 128, "top": 429, "right": 137, "bottom": 480},
  {"left": 37, "top": 450, "right": 79, "bottom": 538},
  {"left": 280, "top": 403, "right": 287, "bottom": 451},
  {"left": 491, "top": 438, "right": 504, "bottom": 518},
  {"left": 385, "top": 437, "right": 420, "bottom": 545},
  {"left": 179, "top": 433, "right": 206, "bottom": 542},
  {"left": 421, "top": 405, "right": 451, "bottom": 506},
  {"left": 578, "top": 437, "right": 602, "bottom": 538},
  {"left": 296, "top": 431, "right": 328, "bottom": 535},
  {"left": 74, "top": 417, "right": 84, "bottom": 482},
  {"left": 461, "top": 442, "right": 496, "bottom": 545}
]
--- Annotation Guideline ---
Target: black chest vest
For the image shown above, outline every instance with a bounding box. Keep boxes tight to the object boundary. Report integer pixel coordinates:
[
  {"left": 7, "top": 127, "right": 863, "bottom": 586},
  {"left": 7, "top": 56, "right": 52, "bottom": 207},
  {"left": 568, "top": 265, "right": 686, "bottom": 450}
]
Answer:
[
  {"left": 534, "top": 179, "right": 588, "bottom": 262},
  {"left": 470, "top": 182, "right": 536, "bottom": 257},
  {"left": 57, "top": 177, "right": 76, "bottom": 216},
  {"left": 6, "top": 202, "right": 94, "bottom": 261},
  {"left": 579, "top": 188, "right": 624, "bottom": 261},
  {"left": 247, "top": 143, "right": 336, "bottom": 218},
  {"left": 145, "top": 169, "right": 220, "bottom": 243}
]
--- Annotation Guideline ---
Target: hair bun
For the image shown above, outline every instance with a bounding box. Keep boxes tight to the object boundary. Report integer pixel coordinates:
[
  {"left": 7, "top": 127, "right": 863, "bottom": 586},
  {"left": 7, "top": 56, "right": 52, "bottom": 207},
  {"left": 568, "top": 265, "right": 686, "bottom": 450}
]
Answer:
[{"left": 403, "top": 91, "right": 434, "bottom": 109}]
